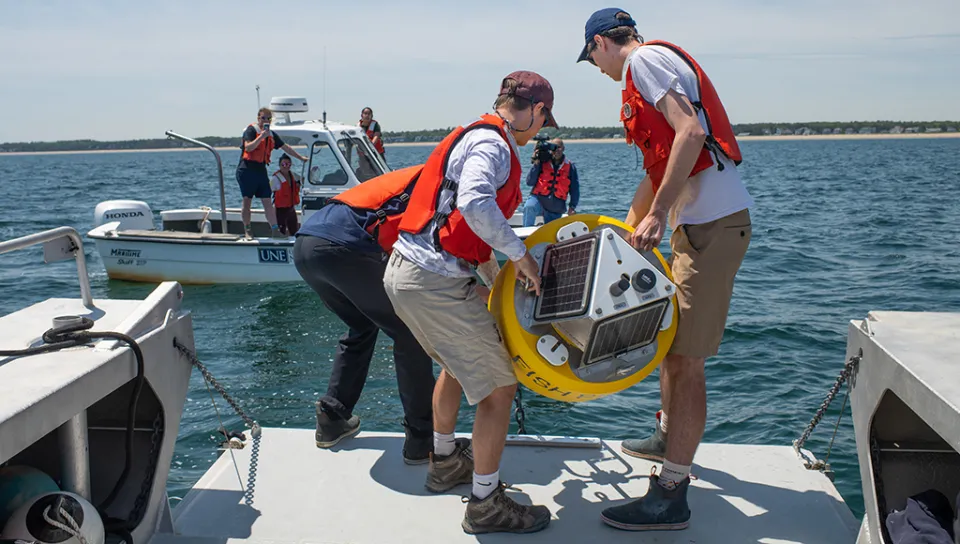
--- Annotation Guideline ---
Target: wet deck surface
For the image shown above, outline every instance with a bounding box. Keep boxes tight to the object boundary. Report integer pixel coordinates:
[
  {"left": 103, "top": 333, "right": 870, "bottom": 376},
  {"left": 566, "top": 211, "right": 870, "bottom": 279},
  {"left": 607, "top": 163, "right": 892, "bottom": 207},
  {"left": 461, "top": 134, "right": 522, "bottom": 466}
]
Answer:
[{"left": 164, "top": 429, "right": 860, "bottom": 544}]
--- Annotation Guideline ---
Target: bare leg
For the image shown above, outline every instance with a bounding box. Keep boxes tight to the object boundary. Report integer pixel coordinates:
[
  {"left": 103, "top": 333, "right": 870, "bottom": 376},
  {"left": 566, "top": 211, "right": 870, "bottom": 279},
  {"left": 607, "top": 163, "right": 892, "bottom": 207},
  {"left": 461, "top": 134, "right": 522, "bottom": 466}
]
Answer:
[
  {"left": 472, "top": 384, "right": 516, "bottom": 475},
  {"left": 260, "top": 198, "right": 278, "bottom": 226},
  {"left": 433, "top": 369, "right": 462, "bottom": 434},
  {"left": 241, "top": 197, "right": 253, "bottom": 228},
  {"left": 659, "top": 363, "right": 671, "bottom": 425},
  {"left": 663, "top": 354, "right": 706, "bottom": 466}
]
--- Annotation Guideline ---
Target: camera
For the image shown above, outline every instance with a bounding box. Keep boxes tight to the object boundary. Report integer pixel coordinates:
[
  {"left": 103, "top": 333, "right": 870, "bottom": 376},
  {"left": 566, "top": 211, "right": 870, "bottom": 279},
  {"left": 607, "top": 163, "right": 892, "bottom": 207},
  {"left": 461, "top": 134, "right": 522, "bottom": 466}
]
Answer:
[{"left": 532, "top": 135, "right": 557, "bottom": 163}]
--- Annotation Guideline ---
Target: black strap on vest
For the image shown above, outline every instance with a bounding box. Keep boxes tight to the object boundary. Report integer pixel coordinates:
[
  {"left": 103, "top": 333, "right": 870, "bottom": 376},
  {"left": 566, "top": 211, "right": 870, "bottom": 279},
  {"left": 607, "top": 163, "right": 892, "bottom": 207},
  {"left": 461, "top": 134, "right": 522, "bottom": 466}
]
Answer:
[{"left": 646, "top": 43, "right": 739, "bottom": 170}]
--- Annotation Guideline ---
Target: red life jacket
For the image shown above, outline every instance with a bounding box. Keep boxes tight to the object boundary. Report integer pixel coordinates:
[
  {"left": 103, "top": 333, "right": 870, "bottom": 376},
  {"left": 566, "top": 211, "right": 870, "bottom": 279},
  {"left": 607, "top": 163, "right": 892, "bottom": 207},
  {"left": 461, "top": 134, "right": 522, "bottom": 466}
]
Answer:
[
  {"left": 328, "top": 164, "right": 422, "bottom": 252},
  {"left": 271, "top": 170, "right": 301, "bottom": 208},
  {"left": 360, "top": 119, "right": 386, "bottom": 155},
  {"left": 397, "top": 114, "right": 522, "bottom": 265},
  {"left": 241, "top": 124, "right": 274, "bottom": 164},
  {"left": 532, "top": 159, "right": 572, "bottom": 200},
  {"left": 621, "top": 40, "right": 742, "bottom": 193}
]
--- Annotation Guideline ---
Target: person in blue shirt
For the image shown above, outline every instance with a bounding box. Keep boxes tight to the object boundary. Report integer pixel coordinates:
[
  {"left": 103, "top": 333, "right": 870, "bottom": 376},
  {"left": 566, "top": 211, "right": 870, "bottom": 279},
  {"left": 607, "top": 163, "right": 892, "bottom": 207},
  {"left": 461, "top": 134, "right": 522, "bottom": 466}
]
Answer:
[{"left": 521, "top": 138, "right": 579, "bottom": 227}]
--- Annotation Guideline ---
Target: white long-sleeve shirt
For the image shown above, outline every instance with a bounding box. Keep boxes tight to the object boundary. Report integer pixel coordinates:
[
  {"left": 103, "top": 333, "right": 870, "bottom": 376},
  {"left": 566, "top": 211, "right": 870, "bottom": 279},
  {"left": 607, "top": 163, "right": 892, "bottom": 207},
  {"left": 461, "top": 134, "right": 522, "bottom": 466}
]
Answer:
[{"left": 393, "top": 119, "right": 528, "bottom": 278}]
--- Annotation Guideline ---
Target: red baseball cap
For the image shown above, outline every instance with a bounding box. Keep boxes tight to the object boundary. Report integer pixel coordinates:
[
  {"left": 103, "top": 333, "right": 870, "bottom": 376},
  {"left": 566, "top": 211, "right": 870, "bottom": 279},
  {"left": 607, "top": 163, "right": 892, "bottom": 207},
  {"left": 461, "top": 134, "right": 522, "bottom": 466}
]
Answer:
[{"left": 499, "top": 70, "right": 558, "bottom": 128}]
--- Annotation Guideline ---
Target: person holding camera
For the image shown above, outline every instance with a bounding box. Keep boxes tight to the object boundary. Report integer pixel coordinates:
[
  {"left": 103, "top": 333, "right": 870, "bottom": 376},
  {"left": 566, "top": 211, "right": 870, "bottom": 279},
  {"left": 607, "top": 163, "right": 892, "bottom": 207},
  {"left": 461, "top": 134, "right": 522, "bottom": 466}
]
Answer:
[
  {"left": 236, "top": 107, "right": 308, "bottom": 239},
  {"left": 521, "top": 138, "right": 579, "bottom": 227}
]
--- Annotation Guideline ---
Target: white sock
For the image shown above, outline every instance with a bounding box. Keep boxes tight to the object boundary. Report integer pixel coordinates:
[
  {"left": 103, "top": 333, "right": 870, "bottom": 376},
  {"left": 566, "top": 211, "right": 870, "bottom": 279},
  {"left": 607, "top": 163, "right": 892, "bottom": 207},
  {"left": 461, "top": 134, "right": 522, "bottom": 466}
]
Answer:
[
  {"left": 473, "top": 470, "right": 499, "bottom": 500},
  {"left": 434, "top": 432, "right": 455, "bottom": 456},
  {"left": 659, "top": 459, "right": 690, "bottom": 490},
  {"left": 659, "top": 411, "right": 669, "bottom": 434}
]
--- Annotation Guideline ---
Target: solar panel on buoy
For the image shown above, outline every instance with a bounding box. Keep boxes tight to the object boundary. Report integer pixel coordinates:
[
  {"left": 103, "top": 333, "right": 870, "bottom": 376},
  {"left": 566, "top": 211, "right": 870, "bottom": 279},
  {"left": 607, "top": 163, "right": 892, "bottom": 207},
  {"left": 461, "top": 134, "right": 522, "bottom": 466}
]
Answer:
[
  {"left": 584, "top": 299, "right": 669, "bottom": 365},
  {"left": 534, "top": 234, "right": 598, "bottom": 320}
]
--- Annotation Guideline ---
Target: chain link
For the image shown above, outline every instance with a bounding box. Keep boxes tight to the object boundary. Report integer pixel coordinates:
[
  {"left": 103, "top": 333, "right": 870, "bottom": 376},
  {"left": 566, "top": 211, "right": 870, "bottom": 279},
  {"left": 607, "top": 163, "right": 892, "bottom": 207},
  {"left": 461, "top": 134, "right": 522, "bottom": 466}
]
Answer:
[
  {"left": 174, "top": 339, "right": 261, "bottom": 438},
  {"left": 793, "top": 349, "right": 861, "bottom": 471},
  {"left": 513, "top": 387, "right": 527, "bottom": 435},
  {"left": 128, "top": 412, "right": 164, "bottom": 524}
]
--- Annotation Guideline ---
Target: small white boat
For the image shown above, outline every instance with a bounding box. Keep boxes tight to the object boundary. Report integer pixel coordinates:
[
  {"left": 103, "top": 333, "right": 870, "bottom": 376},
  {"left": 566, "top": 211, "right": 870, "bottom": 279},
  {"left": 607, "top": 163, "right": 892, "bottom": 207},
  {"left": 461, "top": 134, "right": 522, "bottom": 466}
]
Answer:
[
  {"left": 6, "top": 225, "right": 947, "bottom": 544},
  {"left": 87, "top": 96, "right": 541, "bottom": 285}
]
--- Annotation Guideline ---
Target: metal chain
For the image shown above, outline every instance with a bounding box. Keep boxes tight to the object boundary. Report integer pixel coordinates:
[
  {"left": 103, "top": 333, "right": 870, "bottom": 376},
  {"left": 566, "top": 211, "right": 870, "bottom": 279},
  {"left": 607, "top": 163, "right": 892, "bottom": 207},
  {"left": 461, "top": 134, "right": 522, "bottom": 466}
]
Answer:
[
  {"left": 173, "top": 339, "right": 261, "bottom": 438},
  {"left": 793, "top": 349, "right": 861, "bottom": 471},
  {"left": 128, "top": 412, "right": 164, "bottom": 524},
  {"left": 513, "top": 387, "right": 527, "bottom": 435}
]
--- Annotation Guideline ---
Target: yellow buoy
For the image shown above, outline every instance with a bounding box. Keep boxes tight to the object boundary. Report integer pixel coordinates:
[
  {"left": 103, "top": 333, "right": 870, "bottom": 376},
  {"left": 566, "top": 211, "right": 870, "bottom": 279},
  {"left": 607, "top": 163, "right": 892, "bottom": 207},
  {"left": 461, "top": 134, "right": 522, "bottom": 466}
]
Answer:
[{"left": 490, "top": 214, "right": 678, "bottom": 403}]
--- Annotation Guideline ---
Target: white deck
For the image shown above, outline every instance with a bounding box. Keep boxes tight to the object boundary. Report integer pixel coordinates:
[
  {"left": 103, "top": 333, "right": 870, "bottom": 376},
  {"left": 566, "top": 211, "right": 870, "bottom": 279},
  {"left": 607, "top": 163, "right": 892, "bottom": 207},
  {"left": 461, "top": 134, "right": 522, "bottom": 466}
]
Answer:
[{"left": 167, "top": 429, "right": 860, "bottom": 544}]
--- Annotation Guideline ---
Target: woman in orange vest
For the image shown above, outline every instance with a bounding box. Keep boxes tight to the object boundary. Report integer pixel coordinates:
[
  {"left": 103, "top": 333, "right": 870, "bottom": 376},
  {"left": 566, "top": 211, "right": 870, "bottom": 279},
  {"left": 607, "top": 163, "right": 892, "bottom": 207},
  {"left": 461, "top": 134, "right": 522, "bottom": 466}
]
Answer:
[
  {"left": 235, "top": 107, "right": 307, "bottom": 238},
  {"left": 359, "top": 107, "right": 386, "bottom": 162},
  {"left": 269, "top": 154, "right": 302, "bottom": 236},
  {"left": 293, "top": 167, "right": 436, "bottom": 464},
  {"left": 577, "top": 8, "right": 754, "bottom": 532}
]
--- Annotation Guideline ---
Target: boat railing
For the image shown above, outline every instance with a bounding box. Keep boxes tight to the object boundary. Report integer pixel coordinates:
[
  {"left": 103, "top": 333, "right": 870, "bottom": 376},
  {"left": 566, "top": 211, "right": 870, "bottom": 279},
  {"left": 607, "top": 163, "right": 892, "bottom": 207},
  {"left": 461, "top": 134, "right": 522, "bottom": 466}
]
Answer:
[
  {"left": 0, "top": 226, "right": 94, "bottom": 308},
  {"left": 165, "top": 130, "right": 228, "bottom": 234}
]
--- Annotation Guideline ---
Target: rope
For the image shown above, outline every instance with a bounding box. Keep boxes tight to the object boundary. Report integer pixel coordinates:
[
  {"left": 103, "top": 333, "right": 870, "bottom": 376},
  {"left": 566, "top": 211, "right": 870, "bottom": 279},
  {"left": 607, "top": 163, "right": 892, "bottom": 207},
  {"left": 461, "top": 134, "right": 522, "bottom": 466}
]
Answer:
[{"left": 42, "top": 504, "right": 88, "bottom": 544}]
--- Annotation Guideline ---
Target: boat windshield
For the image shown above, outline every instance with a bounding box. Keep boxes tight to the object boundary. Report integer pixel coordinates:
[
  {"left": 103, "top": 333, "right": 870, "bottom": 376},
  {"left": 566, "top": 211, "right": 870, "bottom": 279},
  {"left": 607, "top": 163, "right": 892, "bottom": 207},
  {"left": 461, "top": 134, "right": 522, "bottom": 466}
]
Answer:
[
  {"left": 337, "top": 133, "right": 386, "bottom": 182},
  {"left": 307, "top": 141, "right": 351, "bottom": 186}
]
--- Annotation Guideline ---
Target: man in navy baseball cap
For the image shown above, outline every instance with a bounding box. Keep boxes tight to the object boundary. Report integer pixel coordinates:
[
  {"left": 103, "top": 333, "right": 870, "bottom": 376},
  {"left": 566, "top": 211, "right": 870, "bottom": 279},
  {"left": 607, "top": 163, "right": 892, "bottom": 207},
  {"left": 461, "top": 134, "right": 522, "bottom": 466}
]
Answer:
[
  {"left": 576, "top": 7, "right": 637, "bottom": 64},
  {"left": 575, "top": 5, "right": 755, "bottom": 537}
]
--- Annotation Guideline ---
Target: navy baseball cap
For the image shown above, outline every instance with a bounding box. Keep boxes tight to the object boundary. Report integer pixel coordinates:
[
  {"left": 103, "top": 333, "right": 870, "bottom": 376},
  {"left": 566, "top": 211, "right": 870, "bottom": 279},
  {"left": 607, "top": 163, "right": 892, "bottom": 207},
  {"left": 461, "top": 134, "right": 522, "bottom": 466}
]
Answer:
[{"left": 576, "top": 8, "right": 637, "bottom": 63}]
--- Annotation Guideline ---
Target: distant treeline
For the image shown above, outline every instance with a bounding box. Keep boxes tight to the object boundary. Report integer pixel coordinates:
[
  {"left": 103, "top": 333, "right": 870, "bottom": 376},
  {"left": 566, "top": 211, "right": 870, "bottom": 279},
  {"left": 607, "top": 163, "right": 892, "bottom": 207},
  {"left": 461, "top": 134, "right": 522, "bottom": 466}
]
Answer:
[
  {"left": 0, "top": 137, "right": 240, "bottom": 153},
  {"left": 3, "top": 120, "right": 958, "bottom": 152}
]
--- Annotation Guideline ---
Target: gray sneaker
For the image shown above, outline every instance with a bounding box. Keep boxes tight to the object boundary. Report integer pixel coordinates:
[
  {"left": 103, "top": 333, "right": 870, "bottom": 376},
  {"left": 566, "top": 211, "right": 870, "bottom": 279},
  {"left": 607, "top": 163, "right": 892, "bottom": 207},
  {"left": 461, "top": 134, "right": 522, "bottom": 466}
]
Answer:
[
  {"left": 315, "top": 408, "right": 360, "bottom": 448},
  {"left": 425, "top": 438, "right": 473, "bottom": 493},
  {"left": 461, "top": 483, "right": 551, "bottom": 535},
  {"left": 621, "top": 411, "right": 667, "bottom": 462}
]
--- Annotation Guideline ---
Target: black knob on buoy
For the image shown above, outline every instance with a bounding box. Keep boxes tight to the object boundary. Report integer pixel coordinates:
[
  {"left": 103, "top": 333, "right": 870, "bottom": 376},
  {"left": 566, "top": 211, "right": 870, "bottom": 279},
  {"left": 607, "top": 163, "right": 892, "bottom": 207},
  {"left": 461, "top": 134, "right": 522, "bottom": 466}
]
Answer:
[
  {"left": 609, "top": 274, "right": 631, "bottom": 297},
  {"left": 632, "top": 269, "right": 657, "bottom": 292}
]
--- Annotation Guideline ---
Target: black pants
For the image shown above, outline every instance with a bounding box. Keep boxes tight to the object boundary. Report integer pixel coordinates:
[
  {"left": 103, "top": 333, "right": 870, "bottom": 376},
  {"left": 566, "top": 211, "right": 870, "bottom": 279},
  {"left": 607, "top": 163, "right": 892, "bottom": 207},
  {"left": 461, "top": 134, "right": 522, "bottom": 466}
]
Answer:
[
  {"left": 276, "top": 207, "right": 299, "bottom": 236},
  {"left": 293, "top": 235, "right": 434, "bottom": 435}
]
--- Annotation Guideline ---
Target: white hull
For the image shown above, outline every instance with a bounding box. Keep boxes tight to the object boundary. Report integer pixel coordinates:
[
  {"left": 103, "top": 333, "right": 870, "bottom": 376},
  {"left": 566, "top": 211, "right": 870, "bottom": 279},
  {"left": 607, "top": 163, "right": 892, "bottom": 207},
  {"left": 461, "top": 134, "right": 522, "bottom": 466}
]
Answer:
[
  {"left": 88, "top": 218, "right": 540, "bottom": 285},
  {"left": 88, "top": 225, "right": 300, "bottom": 284}
]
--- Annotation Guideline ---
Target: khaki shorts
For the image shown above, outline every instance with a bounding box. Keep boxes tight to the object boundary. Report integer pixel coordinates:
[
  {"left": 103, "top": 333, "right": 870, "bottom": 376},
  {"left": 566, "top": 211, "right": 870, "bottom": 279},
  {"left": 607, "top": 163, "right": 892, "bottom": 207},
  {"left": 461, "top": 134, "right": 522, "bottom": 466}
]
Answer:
[
  {"left": 668, "top": 208, "right": 752, "bottom": 358},
  {"left": 383, "top": 252, "right": 517, "bottom": 405}
]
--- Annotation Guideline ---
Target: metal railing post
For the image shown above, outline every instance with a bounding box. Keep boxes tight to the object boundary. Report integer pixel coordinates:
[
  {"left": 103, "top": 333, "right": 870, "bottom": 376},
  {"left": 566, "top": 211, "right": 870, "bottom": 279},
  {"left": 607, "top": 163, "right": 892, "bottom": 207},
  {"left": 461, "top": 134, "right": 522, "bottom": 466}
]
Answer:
[{"left": 165, "top": 131, "right": 228, "bottom": 234}]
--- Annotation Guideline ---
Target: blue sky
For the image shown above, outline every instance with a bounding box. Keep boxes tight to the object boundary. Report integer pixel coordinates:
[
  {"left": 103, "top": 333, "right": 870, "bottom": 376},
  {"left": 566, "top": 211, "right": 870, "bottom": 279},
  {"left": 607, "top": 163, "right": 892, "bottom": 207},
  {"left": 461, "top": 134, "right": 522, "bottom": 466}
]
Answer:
[{"left": 1, "top": 0, "right": 958, "bottom": 142}]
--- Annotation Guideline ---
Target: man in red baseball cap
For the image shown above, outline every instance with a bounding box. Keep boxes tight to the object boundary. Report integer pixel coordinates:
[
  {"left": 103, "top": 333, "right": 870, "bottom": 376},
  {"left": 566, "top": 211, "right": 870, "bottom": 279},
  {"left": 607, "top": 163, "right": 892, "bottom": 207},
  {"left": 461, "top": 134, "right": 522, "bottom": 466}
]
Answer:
[
  {"left": 383, "top": 70, "right": 555, "bottom": 534},
  {"left": 577, "top": 7, "right": 754, "bottom": 534}
]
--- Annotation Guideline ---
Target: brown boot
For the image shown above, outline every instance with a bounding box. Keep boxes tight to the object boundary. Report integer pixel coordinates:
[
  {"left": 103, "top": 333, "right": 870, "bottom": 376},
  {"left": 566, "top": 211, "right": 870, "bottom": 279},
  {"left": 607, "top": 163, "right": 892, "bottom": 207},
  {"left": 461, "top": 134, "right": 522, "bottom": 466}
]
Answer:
[
  {"left": 425, "top": 438, "right": 473, "bottom": 493},
  {"left": 461, "top": 482, "right": 551, "bottom": 534}
]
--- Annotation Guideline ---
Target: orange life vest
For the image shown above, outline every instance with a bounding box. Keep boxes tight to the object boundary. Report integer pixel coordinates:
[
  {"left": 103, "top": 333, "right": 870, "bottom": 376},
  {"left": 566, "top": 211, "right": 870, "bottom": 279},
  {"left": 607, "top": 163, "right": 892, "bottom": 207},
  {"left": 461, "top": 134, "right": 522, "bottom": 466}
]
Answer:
[
  {"left": 532, "top": 159, "right": 572, "bottom": 200},
  {"left": 621, "top": 40, "right": 742, "bottom": 193},
  {"left": 397, "top": 114, "right": 522, "bottom": 265},
  {"left": 241, "top": 124, "right": 274, "bottom": 164},
  {"left": 271, "top": 170, "right": 301, "bottom": 208},
  {"left": 361, "top": 120, "right": 386, "bottom": 155},
  {"left": 328, "top": 164, "right": 422, "bottom": 252}
]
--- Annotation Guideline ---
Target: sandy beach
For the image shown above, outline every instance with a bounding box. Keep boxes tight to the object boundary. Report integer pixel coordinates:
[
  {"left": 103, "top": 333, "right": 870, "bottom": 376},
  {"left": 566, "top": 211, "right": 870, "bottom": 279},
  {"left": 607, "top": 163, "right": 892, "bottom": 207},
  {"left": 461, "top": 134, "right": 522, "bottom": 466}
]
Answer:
[{"left": 1, "top": 132, "right": 957, "bottom": 156}]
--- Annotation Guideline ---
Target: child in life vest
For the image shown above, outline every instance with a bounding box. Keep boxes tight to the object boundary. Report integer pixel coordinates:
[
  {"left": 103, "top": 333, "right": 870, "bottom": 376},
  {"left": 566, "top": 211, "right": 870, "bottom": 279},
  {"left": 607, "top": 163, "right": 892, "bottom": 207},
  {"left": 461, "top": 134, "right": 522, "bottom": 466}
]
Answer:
[{"left": 270, "top": 154, "right": 302, "bottom": 236}]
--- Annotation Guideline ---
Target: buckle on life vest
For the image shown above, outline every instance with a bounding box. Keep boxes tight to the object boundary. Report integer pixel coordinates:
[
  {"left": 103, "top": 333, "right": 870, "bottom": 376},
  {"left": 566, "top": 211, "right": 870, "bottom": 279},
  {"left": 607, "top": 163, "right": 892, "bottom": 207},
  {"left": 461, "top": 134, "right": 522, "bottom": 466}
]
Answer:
[
  {"left": 374, "top": 209, "right": 388, "bottom": 224},
  {"left": 704, "top": 135, "right": 726, "bottom": 172},
  {"left": 440, "top": 178, "right": 458, "bottom": 192}
]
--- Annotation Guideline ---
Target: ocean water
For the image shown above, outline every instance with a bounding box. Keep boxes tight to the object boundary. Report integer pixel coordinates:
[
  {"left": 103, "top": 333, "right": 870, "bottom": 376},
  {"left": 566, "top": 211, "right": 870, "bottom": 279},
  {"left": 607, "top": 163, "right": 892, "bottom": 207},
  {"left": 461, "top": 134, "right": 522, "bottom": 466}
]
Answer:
[{"left": 2, "top": 138, "right": 959, "bottom": 519}]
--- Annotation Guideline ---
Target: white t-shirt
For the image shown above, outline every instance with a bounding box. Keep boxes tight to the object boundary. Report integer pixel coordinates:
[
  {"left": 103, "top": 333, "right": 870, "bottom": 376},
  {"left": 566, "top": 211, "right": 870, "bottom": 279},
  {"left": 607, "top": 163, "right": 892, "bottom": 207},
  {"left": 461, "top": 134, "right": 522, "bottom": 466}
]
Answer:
[
  {"left": 393, "top": 119, "right": 527, "bottom": 278},
  {"left": 623, "top": 45, "right": 754, "bottom": 229},
  {"left": 270, "top": 170, "right": 301, "bottom": 192}
]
